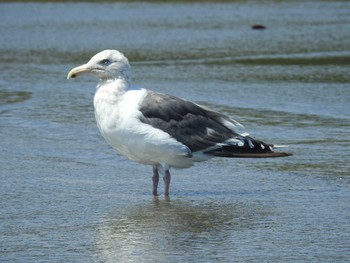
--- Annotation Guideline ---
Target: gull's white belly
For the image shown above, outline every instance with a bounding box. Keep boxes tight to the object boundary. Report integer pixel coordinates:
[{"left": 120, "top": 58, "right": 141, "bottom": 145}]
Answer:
[{"left": 100, "top": 122, "right": 192, "bottom": 168}]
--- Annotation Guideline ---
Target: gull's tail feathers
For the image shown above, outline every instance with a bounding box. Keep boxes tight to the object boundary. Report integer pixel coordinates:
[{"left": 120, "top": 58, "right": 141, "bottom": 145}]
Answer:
[
  {"left": 211, "top": 151, "right": 292, "bottom": 158},
  {"left": 204, "top": 136, "right": 293, "bottom": 158}
]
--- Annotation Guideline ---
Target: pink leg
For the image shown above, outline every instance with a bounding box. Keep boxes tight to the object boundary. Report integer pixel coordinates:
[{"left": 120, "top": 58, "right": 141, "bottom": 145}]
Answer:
[
  {"left": 152, "top": 167, "right": 159, "bottom": 196},
  {"left": 163, "top": 170, "right": 171, "bottom": 196}
]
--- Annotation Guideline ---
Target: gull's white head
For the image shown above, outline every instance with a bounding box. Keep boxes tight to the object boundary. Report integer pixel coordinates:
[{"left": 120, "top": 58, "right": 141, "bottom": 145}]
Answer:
[{"left": 67, "top": 49, "right": 131, "bottom": 82}]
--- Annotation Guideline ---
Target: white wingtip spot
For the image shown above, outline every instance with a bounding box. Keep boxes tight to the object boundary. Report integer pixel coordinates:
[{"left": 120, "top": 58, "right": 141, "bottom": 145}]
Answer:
[{"left": 248, "top": 139, "right": 254, "bottom": 149}]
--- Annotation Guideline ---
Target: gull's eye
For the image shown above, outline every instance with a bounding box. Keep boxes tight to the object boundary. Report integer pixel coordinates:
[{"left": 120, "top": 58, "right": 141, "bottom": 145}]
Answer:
[{"left": 100, "top": 59, "right": 110, "bottom": 65}]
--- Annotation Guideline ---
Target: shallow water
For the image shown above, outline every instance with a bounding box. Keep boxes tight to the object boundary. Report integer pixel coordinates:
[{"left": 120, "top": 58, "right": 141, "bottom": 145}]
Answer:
[{"left": 1, "top": 1, "right": 350, "bottom": 262}]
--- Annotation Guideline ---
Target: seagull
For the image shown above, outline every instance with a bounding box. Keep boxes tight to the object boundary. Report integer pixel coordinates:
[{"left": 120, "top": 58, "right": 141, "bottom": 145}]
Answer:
[{"left": 67, "top": 50, "right": 292, "bottom": 196}]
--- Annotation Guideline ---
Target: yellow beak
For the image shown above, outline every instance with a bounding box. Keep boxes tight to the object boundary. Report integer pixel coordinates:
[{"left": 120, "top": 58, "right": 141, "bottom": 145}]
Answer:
[{"left": 67, "top": 64, "right": 90, "bottom": 79}]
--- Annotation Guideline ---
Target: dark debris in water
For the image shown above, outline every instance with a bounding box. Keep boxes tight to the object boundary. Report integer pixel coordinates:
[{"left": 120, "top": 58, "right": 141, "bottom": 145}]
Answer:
[{"left": 251, "top": 24, "right": 267, "bottom": 30}]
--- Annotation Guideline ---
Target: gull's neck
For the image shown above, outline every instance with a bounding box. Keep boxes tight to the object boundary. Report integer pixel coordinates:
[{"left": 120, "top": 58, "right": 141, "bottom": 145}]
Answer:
[{"left": 97, "top": 77, "right": 130, "bottom": 94}]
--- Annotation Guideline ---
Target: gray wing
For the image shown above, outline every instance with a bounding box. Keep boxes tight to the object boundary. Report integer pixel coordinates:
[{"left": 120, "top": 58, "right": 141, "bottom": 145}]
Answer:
[{"left": 138, "top": 91, "right": 240, "bottom": 152}]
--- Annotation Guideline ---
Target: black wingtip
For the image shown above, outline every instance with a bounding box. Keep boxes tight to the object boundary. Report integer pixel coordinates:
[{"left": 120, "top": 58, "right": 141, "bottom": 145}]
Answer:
[{"left": 212, "top": 151, "right": 293, "bottom": 158}]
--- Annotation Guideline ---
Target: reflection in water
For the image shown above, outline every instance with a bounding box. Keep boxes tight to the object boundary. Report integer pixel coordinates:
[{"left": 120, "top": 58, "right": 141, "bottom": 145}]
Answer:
[{"left": 96, "top": 199, "right": 265, "bottom": 262}]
